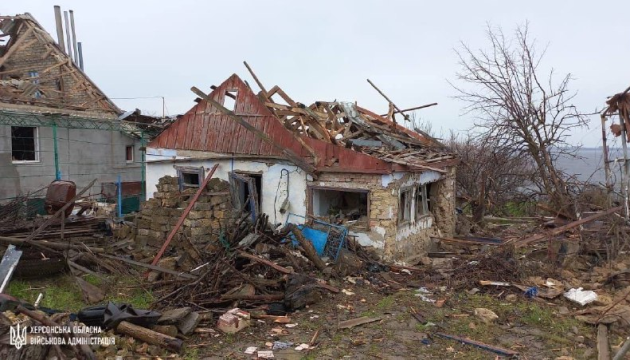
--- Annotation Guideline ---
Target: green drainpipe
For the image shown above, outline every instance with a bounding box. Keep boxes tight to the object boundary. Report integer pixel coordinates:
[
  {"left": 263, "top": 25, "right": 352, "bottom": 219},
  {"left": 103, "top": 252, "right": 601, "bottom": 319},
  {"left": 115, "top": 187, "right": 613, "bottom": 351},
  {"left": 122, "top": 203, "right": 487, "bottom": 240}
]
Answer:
[{"left": 53, "top": 122, "right": 60, "bottom": 180}]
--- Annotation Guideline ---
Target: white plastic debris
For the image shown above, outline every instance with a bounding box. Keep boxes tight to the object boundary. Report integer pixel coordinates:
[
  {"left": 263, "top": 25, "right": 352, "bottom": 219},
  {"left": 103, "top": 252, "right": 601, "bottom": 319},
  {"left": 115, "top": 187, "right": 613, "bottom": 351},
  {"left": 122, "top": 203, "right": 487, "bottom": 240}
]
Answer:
[
  {"left": 285, "top": 323, "right": 298, "bottom": 328},
  {"left": 414, "top": 287, "right": 435, "bottom": 303},
  {"left": 564, "top": 287, "right": 598, "bottom": 306},
  {"left": 295, "top": 343, "right": 311, "bottom": 351},
  {"left": 401, "top": 269, "right": 412, "bottom": 275},
  {"left": 257, "top": 350, "right": 275, "bottom": 359},
  {"left": 244, "top": 347, "right": 257, "bottom": 354}
]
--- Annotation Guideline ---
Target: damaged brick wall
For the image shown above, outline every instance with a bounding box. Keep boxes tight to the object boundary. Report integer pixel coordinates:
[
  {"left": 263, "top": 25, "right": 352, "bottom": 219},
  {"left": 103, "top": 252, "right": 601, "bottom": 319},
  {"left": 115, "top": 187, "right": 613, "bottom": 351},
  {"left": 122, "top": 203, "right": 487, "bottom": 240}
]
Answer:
[
  {"left": 134, "top": 176, "right": 233, "bottom": 248},
  {"left": 308, "top": 166, "right": 456, "bottom": 260}
]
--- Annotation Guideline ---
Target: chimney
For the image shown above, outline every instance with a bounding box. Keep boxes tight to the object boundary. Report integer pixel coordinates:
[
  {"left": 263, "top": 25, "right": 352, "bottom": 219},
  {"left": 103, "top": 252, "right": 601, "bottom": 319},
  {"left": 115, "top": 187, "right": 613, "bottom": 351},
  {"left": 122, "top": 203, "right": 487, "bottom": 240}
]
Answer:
[
  {"left": 69, "top": 10, "right": 78, "bottom": 63},
  {"left": 53, "top": 6, "right": 65, "bottom": 52},
  {"left": 77, "top": 42, "right": 84, "bottom": 70},
  {"left": 63, "top": 11, "right": 73, "bottom": 61}
]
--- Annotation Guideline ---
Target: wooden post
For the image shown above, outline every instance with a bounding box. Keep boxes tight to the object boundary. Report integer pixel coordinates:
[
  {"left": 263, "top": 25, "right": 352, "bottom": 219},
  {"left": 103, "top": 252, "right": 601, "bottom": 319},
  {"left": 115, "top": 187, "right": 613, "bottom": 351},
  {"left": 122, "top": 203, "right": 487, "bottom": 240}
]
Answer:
[
  {"left": 598, "top": 324, "right": 610, "bottom": 360},
  {"left": 287, "top": 224, "right": 326, "bottom": 271},
  {"left": 116, "top": 321, "right": 183, "bottom": 353},
  {"left": 150, "top": 164, "right": 219, "bottom": 267}
]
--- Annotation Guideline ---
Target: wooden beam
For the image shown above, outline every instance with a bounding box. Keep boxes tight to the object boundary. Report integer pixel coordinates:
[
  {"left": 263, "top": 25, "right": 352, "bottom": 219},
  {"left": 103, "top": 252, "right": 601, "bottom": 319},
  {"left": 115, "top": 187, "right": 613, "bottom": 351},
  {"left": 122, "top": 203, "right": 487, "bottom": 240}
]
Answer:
[
  {"left": 101, "top": 254, "right": 197, "bottom": 280},
  {"left": 0, "top": 27, "right": 35, "bottom": 68},
  {"left": 512, "top": 206, "right": 623, "bottom": 247},
  {"left": 598, "top": 324, "right": 610, "bottom": 360},
  {"left": 379, "top": 103, "right": 438, "bottom": 117}
]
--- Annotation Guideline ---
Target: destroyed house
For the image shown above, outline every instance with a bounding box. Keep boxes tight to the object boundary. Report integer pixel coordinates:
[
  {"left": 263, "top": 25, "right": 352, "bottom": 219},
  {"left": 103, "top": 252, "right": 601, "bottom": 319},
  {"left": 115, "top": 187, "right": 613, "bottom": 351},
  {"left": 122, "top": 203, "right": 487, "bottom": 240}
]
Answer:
[
  {"left": 0, "top": 13, "right": 148, "bottom": 210},
  {"left": 146, "top": 74, "right": 458, "bottom": 259}
]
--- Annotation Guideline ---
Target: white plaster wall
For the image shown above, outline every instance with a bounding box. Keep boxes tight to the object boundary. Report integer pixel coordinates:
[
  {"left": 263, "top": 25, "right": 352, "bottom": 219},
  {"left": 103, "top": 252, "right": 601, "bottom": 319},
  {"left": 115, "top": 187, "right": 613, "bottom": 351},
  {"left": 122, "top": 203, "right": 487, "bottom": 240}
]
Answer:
[{"left": 146, "top": 148, "right": 307, "bottom": 226}]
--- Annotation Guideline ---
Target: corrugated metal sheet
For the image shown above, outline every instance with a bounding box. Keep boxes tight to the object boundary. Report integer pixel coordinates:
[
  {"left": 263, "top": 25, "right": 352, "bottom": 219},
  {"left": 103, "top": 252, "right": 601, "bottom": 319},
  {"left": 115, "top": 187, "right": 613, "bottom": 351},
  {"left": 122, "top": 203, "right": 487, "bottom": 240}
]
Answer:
[{"left": 149, "top": 74, "right": 394, "bottom": 173}]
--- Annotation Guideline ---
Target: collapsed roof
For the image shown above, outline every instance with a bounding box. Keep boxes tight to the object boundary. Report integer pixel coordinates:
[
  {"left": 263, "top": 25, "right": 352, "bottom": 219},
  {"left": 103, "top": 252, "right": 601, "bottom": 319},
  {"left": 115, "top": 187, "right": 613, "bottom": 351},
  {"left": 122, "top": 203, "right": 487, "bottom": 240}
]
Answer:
[
  {"left": 261, "top": 85, "right": 456, "bottom": 170},
  {"left": 0, "top": 13, "right": 120, "bottom": 117},
  {"left": 151, "top": 73, "right": 457, "bottom": 174}
]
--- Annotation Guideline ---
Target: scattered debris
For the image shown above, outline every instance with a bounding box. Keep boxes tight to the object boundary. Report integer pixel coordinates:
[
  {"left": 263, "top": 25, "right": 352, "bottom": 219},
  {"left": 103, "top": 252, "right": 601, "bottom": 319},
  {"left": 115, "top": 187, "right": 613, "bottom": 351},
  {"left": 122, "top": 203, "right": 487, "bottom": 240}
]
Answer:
[
  {"left": 338, "top": 316, "right": 381, "bottom": 329},
  {"left": 435, "top": 332, "right": 519, "bottom": 357},
  {"left": 473, "top": 308, "right": 499, "bottom": 324},
  {"left": 564, "top": 288, "right": 598, "bottom": 306}
]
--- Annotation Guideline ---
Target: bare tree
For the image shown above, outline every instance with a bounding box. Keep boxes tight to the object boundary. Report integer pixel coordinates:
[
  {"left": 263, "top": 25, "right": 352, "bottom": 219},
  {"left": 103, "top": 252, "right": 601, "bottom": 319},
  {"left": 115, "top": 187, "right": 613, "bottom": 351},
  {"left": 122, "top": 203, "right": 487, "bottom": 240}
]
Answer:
[
  {"left": 453, "top": 24, "right": 589, "bottom": 217},
  {"left": 449, "top": 132, "right": 534, "bottom": 223}
]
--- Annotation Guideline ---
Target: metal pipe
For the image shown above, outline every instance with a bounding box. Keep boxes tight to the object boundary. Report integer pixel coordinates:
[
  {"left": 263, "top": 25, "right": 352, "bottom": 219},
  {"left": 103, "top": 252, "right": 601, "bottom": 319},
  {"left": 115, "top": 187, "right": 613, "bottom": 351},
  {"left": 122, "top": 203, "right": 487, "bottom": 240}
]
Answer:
[
  {"left": 69, "top": 10, "right": 79, "bottom": 63},
  {"left": 53, "top": 6, "right": 65, "bottom": 52},
  {"left": 63, "top": 11, "right": 73, "bottom": 61},
  {"left": 77, "top": 42, "right": 84, "bottom": 70},
  {"left": 53, "top": 122, "right": 60, "bottom": 180}
]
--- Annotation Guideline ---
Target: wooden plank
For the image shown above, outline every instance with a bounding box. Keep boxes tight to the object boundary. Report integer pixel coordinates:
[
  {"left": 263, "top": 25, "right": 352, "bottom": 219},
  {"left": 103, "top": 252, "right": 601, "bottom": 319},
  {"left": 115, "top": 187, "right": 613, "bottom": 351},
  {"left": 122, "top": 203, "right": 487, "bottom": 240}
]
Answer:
[
  {"left": 237, "top": 251, "right": 292, "bottom": 274},
  {"left": 338, "top": 316, "right": 381, "bottom": 329},
  {"left": 598, "top": 324, "right": 610, "bottom": 360},
  {"left": 102, "top": 254, "right": 197, "bottom": 280}
]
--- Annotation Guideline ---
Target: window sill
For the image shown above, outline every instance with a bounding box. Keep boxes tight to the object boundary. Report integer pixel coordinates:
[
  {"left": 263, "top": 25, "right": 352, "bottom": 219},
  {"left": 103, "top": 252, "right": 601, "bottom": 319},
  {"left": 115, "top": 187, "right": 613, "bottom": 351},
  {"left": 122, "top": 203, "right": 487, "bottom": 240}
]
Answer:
[{"left": 12, "top": 160, "right": 41, "bottom": 165}]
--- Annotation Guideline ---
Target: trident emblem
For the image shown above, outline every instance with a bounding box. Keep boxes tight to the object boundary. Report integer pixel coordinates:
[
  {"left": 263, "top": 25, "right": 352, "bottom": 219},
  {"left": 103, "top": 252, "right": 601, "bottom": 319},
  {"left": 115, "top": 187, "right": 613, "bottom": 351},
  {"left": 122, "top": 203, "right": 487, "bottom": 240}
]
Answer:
[{"left": 9, "top": 323, "right": 27, "bottom": 349}]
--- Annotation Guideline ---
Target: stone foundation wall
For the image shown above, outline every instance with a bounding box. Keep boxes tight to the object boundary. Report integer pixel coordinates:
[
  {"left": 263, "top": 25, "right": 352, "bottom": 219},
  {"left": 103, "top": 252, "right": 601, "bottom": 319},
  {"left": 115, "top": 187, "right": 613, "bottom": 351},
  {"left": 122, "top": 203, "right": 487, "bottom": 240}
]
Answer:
[{"left": 134, "top": 176, "right": 232, "bottom": 248}]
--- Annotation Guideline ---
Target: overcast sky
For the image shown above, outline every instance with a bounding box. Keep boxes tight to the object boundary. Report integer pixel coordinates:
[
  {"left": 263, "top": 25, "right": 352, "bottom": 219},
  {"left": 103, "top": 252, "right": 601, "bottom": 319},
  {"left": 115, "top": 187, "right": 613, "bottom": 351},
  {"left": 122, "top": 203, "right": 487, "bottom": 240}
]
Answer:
[{"left": 3, "top": 1, "right": 629, "bottom": 147}]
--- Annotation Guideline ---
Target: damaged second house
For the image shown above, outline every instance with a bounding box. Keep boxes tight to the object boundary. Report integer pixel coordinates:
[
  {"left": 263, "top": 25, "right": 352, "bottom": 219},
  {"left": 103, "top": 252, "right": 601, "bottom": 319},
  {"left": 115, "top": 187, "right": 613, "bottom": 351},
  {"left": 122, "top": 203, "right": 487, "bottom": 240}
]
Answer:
[{"left": 146, "top": 74, "right": 458, "bottom": 260}]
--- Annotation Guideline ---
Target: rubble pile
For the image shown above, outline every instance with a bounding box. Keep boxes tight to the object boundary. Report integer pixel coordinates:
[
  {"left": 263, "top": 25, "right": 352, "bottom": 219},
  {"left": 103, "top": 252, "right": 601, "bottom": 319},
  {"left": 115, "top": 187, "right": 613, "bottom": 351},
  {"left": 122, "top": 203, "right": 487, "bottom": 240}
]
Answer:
[{"left": 135, "top": 176, "right": 232, "bottom": 248}]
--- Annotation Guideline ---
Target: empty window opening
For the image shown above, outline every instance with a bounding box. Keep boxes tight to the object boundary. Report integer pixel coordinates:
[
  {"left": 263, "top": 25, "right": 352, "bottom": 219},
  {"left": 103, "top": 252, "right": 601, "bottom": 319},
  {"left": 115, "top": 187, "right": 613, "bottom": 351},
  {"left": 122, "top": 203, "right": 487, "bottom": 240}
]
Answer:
[
  {"left": 125, "top": 146, "right": 134, "bottom": 163},
  {"left": 182, "top": 172, "right": 200, "bottom": 187},
  {"left": 230, "top": 173, "right": 262, "bottom": 220},
  {"left": 398, "top": 188, "right": 412, "bottom": 224},
  {"left": 223, "top": 90, "right": 238, "bottom": 111},
  {"left": 311, "top": 188, "right": 369, "bottom": 229},
  {"left": 11, "top": 126, "right": 39, "bottom": 162},
  {"left": 28, "top": 70, "right": 41, "bottom": 98},
  {"left": 175, "top": 166, "right": 204, "bottom": 190}
]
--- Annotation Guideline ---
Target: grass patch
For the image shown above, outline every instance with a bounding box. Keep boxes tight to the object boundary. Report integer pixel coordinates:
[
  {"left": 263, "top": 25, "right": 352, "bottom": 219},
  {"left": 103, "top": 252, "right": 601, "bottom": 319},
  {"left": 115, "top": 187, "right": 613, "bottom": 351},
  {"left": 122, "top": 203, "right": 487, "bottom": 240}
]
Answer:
[
  {"left": 376, "top": 295, "right": 395, "bottom": 310},
  {"left": 7, "top": 273, "right": 154, "bottom": 312}
]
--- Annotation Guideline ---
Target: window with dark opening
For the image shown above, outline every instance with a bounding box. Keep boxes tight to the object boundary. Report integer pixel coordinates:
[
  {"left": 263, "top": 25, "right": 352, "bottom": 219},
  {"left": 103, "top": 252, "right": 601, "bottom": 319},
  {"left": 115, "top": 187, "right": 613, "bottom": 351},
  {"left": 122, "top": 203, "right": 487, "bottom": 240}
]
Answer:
[
  {"left": 125, "top": 146, "right": 134, "bottom": 163},
  {"left": 311, "top": 188, "right": 369, "bottom": 229},
  {"left": 230, "top": 173, "right": 262, "bottom": 221},
  {"left": 175, "top": 166, "right": 204, "bottom": 190},
  {"left": 223, "top": 90, "right": 238, "bottom": 111},
  {"left": 11, "top": 126, "right": 38, "bottom": 162},
  {"left": 398, "top": 188, "right": 412, "bottom": 224}
]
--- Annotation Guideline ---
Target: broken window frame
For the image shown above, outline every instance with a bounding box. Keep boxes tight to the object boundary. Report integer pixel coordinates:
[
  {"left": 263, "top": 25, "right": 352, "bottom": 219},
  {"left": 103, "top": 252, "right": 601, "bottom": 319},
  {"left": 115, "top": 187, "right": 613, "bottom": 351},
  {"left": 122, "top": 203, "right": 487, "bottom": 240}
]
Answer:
[
  {"left": 398, "top": 187, "right": 413, "bottom": 225},
  {"left": 307, "top": 186, "right": 370, "bottom": 230},
  {"left": 11, "top": 126, "right": 39, "bottom": 163},
  {"left": 229, "top": 172, "right": 261, "bottom": 222},
  {"left": 174, "top": 166, "right": 204, "bottom": 190},
  {"left": 415, "top": 184, "right": 429, "bottom": 219}
]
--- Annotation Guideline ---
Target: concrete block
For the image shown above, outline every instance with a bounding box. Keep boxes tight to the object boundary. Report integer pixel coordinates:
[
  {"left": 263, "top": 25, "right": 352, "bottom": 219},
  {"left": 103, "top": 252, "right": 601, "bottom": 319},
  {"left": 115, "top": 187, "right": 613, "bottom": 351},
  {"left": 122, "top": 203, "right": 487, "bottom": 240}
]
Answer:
[
  {"left": 177, "top": 311, "right": 201, "bottom": 336},
  {"left": 158, "top": 307, "right": 192, "bottom": 325}
]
